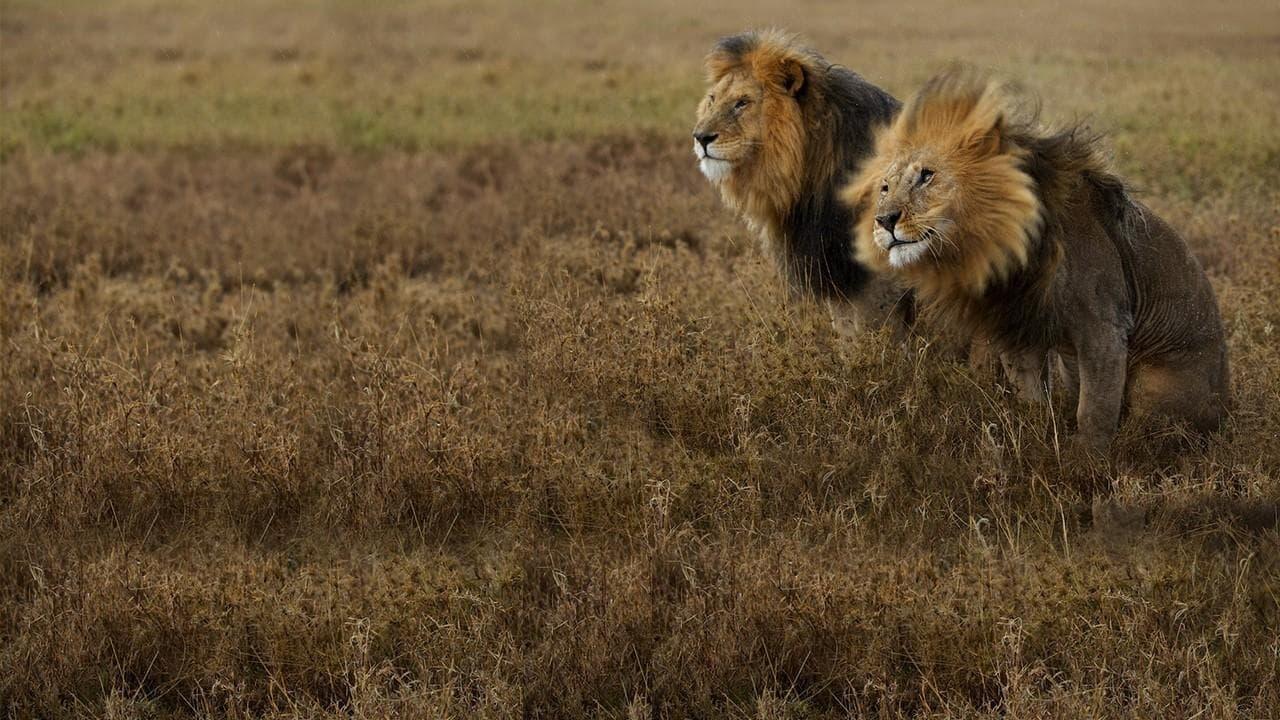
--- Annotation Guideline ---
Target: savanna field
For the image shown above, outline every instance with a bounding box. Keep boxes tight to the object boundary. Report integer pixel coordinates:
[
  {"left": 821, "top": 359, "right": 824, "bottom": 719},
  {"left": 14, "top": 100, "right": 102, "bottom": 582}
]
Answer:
[{"left": 2, "top": 1, "right": 1280, "bottom": 717}]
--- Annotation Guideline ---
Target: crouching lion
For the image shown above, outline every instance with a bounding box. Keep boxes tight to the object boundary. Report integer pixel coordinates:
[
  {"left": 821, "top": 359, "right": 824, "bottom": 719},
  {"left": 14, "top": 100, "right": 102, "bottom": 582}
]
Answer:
[
  {"left": 843, "top": 68, "right": 1230, "bottom": 450},
  {"left": 692, "top": 30, "right": 910, "bottom": 336}
]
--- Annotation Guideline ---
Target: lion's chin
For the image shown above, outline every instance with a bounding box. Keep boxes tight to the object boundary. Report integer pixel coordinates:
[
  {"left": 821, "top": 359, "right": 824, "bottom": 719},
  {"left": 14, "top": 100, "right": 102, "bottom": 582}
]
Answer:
[
  {"left": 699, "top": 158, "right": 733, "bottom": 183},
  {"left": 887, "top": 240, "right": 930, "bottom": 269}
]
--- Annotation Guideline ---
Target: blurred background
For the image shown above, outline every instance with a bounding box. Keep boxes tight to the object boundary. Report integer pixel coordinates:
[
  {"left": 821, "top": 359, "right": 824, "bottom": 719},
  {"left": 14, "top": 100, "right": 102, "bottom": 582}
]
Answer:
[{"left": 3, "top": 1, "right": 1277, "bottom": 167}]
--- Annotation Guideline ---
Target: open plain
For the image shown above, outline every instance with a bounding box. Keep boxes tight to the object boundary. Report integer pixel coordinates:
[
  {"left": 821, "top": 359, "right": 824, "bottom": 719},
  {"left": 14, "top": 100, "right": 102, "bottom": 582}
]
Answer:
[{"left": 2, "top": 1, "right": 1279, "bottom": 717}]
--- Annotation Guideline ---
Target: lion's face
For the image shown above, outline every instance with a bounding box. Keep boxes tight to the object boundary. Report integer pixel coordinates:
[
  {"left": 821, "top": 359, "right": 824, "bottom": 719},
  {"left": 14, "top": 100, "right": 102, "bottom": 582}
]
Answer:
[
  {"left": 869, "top": 153, "right": 957, "bottom": 269},
  {"left": 848, "top": 73, "right": 1042, "bottom": 294},
  {"left": 692, "top": 39, "right": 807, "bottom": 192},
  {"left": 692, "top": 70, "right": 768, "bottom": 183}
]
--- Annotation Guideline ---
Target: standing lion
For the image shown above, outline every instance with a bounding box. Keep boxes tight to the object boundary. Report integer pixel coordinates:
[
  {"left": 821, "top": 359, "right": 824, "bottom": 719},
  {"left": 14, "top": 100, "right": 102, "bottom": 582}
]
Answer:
[
  {"left": 692, "top": 30, "right": 908, "bottom": 336},
  {"left": 843, "top": 68, "right": 1231, "bottom": 450}
]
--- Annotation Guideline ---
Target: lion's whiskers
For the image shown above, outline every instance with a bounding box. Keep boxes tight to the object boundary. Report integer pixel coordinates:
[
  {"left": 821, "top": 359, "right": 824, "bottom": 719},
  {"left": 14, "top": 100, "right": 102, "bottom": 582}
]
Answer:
[{"left": 922, "top": 223, "right": 959, "bottom": 256}]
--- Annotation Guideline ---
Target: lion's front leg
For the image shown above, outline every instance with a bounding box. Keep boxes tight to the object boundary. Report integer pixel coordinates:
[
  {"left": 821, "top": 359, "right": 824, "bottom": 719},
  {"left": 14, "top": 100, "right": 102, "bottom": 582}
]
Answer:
[
  {"left": 825, "top": 298, "right": 867, "bottom": 338},
  {"left": 825, "top": 275, "right": 912, "bottom": 341},
  {"left": 1001, "top": 348, "right": 1050, "bottom": 404},
  {"left": 1072, "top": 326, "right": 1128, "bottom": 452},
  {"left": 1056, "top": 352, "right": 1080, "bottom": 413}
]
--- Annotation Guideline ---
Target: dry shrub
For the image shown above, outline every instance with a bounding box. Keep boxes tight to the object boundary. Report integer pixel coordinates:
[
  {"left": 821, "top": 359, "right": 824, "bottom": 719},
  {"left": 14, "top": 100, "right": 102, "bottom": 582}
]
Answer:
[{"left": 2, "top": 136, "right": 1278, "bottom": 718}]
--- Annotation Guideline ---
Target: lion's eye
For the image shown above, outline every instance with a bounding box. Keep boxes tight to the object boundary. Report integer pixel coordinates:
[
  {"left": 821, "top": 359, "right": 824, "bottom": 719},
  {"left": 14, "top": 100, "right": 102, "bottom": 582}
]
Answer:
[
  {"left": 880, "top": 183, "right": 889, "bottom": 194},
  {"left": 708, "top": 94, "right": 715, "bottom": 103},
  {"left": 918, "top": 168, "right": 935, "bottom": 185},
  {"left": 733, "top": 98, "right": 750, "bottom": 111}
]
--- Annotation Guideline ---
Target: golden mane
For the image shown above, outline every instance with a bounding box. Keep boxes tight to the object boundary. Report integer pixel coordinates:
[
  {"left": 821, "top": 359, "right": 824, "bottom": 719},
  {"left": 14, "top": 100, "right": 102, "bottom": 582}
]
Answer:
[
  {"left": 847, "top": 70, "right": 1044, "bottom": 299},
  {"left": 703, "top": 30, "right": 824, "bottom": 232},
  {"left": 844, "top": 67, "right": 1231, "bottom": 447},
  {"left": 696, "top": 31, "right": 901, "bottom": 305}
]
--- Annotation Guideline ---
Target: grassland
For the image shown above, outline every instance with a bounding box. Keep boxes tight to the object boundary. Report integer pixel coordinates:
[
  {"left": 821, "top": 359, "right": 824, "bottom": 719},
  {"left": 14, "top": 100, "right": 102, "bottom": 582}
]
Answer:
[{"left": 2, "top": 1, "right": 1279, "bottom": 718}]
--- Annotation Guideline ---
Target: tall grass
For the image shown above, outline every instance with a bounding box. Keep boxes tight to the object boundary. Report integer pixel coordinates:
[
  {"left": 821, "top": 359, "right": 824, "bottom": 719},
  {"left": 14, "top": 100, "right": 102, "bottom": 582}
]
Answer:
[{"left": 2, "top": 1, "right": 1279, "bottom": 717}]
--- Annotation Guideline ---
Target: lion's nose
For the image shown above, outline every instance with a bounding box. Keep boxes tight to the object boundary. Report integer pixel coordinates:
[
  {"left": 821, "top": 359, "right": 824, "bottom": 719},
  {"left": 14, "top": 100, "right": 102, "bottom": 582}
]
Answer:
[
  {"left": 876, "top": 211, "right": 902, "bottom": 232},
  {"left": 693, "top": 132, "right": 719, "bottom": 150}
]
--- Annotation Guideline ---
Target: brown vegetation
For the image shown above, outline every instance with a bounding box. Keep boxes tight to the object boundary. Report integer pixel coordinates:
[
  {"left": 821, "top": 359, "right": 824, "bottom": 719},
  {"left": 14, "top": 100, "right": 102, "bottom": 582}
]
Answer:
[{"left": 2, "top": 1, "right": 1279, "bottom": 718}]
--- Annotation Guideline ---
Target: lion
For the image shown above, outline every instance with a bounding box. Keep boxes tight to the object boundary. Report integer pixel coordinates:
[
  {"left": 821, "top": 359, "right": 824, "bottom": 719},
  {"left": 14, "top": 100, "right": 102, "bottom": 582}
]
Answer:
[
  {"left": 842, "top": 68, "right": 1231, "bottom": 450},
  {"left": 692, "top": 30, "right": 909, "bottom": 336}
]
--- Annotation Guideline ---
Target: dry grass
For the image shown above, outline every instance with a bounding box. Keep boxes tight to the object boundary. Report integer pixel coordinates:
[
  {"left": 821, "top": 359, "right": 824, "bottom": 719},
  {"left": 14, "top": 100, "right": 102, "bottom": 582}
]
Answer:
[{"left": 2, "top": 1, "right": 1279, "bottom": 718}]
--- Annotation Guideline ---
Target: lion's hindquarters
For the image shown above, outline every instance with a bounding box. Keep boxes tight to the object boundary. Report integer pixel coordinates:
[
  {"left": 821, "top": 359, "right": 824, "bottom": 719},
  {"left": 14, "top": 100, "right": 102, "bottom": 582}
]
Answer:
[
  {"left": 1126, "top": 358, "right": 1230, "bottom": 435},
  {"left": 1121, "top": 204, "right": 1232, "bottom": 434}
]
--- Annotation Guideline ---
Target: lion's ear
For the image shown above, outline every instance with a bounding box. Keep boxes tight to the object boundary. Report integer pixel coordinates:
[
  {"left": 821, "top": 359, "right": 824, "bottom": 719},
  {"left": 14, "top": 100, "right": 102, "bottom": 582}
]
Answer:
[
  {"left": 779, "top": 58, "right": 806, "bottom": 96},
  {"left": 970, "top": 112, "right": 1006, "bottom": 156}
]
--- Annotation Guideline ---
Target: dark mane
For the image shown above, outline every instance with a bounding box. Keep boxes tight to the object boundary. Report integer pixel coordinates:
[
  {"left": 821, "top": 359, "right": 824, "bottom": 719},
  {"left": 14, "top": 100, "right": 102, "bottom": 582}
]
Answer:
[
  {"left": 972, "top": 124, "right": 1132, "bottom": 351},
  {"left": 710, "top": 31, "right": 900, "bottom": 303},
  {"left": 780, "top": 56, "right": 900, "bottom": 302}
]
